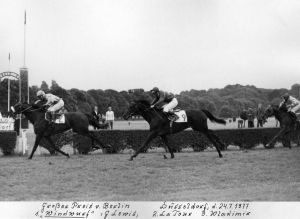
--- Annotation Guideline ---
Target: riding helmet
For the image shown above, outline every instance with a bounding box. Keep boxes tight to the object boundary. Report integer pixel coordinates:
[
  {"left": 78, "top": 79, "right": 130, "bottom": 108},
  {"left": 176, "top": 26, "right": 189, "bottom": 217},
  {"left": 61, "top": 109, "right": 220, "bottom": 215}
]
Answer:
[
  {"left": 37, "top": 90, "right": 45, "bottom": 97},
  {"left": 150, "top": 87, "right": 159, "bottom": 93},
  {"left": 282, "top": 93, "right": 289, "bottom": 100}
]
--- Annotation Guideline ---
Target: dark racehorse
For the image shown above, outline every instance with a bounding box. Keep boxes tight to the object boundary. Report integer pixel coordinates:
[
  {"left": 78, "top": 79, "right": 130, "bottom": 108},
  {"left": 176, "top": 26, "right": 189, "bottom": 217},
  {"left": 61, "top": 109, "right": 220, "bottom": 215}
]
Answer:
[
  {"left": 11, "top": 102, "right": 109, "bottom": 159},
  {"left": 123, "top": 100, "right": 227, "bottom": 160},
  {"left": 263, "top": 104, "right": 299, "bottom": 148}
]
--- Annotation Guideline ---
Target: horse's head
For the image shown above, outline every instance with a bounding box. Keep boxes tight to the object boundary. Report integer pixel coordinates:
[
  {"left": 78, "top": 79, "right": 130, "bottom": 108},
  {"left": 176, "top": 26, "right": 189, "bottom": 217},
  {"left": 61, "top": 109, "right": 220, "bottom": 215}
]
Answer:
[
  {"left": 123, "top": 100, "right": 150, "bottom": 120},
  {"left": 263, "top": 105, "right": 279, "bottom": 119},
  {"left": 11, "top": 102, "right": 32, "bottom": 115}
]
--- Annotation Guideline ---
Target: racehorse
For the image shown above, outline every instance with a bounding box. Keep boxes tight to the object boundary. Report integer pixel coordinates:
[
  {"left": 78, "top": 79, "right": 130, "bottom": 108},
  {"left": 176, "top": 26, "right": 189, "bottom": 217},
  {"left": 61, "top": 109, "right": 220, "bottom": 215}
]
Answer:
[
  {"left": 263, "top": 104, "right": 299, "bottom": 148},
  {"left": 11, "top": 102, "right": 109, "bottom": 159},
  {"left": 123, "top": 100, "right": 227, "bottom": 160}
]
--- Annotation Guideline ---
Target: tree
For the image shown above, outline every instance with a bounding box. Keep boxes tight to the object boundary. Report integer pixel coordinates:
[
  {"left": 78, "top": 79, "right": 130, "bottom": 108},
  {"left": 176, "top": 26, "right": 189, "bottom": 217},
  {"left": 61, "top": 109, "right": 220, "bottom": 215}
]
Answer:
[
  {"left": 219, "top": 105, "right": 233, "bottom": 118},
  {"left": 40, "top": 81, "right": 49, "bottom": 92},
  {"left": 291, "top": 84, "right": 300, "bottom": 98}
]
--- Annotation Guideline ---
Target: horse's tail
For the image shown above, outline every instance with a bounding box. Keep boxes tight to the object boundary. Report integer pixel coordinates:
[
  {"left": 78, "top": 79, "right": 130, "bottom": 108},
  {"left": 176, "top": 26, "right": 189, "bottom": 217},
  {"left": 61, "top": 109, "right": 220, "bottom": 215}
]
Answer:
[
  {"left": 85, "top": 114, "right": 108, "bottom": 129},
  {"left": 201, "top": 109, "right": 226, "bottom": 125}
]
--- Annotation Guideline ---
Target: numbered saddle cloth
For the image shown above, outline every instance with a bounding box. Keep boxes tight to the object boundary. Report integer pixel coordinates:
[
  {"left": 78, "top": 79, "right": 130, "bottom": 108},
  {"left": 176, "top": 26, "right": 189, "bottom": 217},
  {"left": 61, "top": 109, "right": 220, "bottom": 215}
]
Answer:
[
  {"left": 45, "top": 112, "right": 65, "bottom": 124},
  {"left": 54, "top": 114, "right": 65, "bottom": 124},
  {"left": 173, "top": 110, "right": 187, "bottom": 123}
]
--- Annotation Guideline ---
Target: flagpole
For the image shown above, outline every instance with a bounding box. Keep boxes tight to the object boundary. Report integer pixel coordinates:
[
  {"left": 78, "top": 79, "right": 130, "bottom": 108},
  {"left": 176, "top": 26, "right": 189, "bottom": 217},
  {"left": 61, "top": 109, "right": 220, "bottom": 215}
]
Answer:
[
  {"left": 8, "top": 53, "right": 10, "bottom": 112},
  {"left": 24, "top": 10, "right": 26, "bottom": 66}
]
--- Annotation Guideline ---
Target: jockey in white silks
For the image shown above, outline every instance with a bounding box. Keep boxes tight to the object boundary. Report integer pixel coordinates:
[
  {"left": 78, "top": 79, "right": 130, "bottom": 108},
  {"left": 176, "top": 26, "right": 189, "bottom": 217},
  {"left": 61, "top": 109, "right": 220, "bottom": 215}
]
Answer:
[
  {"left": 36, "top": 90, "right": 64, "bottom": 121},
  {"left": 150, "top": 87, "right": 179, "bottom": 121},
  {"left": 279, "top": 93, "right": 300, "bottom": 121}
]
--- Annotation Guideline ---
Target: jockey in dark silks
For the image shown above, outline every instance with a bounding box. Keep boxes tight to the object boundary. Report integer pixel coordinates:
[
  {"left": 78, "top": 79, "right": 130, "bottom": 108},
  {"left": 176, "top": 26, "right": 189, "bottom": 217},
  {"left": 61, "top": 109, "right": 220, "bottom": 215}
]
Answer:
[
  {"left": 279, "top": 93, "right": 300, "bottom": 122},
  {"left": 150, "top": 87, "right": 179, "bottom": 122}
]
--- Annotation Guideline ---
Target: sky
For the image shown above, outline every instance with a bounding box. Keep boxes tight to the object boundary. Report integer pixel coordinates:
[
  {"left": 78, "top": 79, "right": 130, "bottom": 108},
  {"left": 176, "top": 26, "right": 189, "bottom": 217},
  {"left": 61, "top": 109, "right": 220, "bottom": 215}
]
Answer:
[{"left": 0, "top": 0, "right": 300, "bottom": 94}]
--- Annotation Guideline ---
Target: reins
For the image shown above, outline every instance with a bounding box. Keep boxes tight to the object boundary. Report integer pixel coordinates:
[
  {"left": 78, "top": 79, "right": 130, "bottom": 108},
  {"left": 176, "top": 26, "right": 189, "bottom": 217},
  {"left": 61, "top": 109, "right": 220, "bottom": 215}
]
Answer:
[{"left": 19, "top": 106, "right": 45, "bottom": 114}]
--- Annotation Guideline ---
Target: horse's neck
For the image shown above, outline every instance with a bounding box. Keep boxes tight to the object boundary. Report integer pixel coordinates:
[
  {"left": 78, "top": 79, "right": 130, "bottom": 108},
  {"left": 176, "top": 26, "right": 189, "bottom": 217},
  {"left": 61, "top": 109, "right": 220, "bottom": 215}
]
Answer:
[
  {"left": 140, "top": 109, "right": 164, "bottom": 124},
  {"left": 23, "top": 111, "right": 44, "bottom": 124},
  {"left": 274, "top": 109, "right": 285, "bottom": 122}
]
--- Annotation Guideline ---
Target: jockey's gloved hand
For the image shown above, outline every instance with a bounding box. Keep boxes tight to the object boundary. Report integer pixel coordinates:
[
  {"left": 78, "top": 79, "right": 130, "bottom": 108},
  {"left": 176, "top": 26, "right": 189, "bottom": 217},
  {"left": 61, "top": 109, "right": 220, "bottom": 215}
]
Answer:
[
  {"left": 42, "top": 104, "right": 49, "bottom": 110},
  {"left": 150, "top": 105, "right": 155, "bottom": 108}
]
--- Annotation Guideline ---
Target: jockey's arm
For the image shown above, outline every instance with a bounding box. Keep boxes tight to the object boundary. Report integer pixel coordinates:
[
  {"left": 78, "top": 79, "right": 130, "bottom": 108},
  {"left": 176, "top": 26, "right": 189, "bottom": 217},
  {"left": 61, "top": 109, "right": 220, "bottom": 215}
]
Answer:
[
  {"left": 279, "top": 100, "right": 285, "bottom": 107},
  {"left": 153, "top": 91, "right": 166, "bottom": 107},
  {"left": 150, "top": 96, "right": 159, "bottom": 106},
  {"left": 289, "top": 96, "right": 300, "bottom": 107},
  {"left": 43, "top": 99, "right": 52, "bottom": 106}
]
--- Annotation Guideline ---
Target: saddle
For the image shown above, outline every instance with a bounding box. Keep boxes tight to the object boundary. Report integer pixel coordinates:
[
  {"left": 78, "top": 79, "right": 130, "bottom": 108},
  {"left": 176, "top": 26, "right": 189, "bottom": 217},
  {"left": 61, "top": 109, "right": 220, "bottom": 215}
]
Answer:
[
  {"left": 160, "top": 108, "right": 187, "bottom": 123},
  {"left": 45, "top": 109, "right": 65, "bottom": 124}
]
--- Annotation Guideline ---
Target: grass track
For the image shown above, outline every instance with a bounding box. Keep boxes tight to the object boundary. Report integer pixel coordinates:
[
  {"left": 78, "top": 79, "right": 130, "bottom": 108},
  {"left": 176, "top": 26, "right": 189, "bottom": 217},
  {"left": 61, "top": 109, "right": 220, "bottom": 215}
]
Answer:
[{"left": 1, "top": 146, "right": 299, "bottom": 201}]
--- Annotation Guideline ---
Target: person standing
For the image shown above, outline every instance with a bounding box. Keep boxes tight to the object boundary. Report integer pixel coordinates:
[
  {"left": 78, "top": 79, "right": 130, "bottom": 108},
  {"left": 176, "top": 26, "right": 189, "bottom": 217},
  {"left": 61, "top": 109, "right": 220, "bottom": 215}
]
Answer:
[
  {"left": 91, "top": 106, "right": 101, "bottom": 130},
  {"left": 105, "top": 107, "right": 115, "bottom": 130},
  {"left": 256, "top": 103, "right": 264, "bottom": 127},
  {"left": 247, "top": 107, "right": 254, "bottom": 128}
]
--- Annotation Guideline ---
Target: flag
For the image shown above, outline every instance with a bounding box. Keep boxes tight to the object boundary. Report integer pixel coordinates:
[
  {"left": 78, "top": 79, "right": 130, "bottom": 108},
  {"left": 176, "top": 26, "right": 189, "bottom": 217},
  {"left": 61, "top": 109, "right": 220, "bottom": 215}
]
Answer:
[{"left": 24, "top": 10, "right": 26, "bottom": 25}]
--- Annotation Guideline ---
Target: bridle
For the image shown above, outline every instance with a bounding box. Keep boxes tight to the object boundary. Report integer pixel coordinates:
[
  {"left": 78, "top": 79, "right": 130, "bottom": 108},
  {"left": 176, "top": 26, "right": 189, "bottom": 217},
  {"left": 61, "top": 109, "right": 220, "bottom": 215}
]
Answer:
[{"left": 11, "top": 104, "right": 43, "bottom": 114}]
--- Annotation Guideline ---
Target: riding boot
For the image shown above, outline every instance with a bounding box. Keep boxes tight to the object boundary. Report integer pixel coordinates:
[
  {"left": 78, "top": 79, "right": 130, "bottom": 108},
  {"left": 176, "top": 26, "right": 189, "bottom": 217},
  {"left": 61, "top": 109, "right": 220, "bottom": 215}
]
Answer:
[
  {"left": 165, "top": 112, "right": 179, "bottom": 122},
  {"left": 289, "top": 111, "right": 297, "bottom": 122},
  {"left": 289, "top": 112, "right": 298, "bottom": 130},
  {"left": 52, "top": 111, "right": 56, "bottom": 122}
]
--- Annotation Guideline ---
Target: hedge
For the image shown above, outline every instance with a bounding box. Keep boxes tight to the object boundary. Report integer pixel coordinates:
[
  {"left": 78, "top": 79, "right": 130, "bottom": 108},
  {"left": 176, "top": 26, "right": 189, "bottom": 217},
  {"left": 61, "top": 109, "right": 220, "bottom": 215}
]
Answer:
[
  {"left": 72, "top": 127, "right": 300, "bottom": 154},
  {"left": 0, "top": 131, "right": 17, "bottom": 155},
  {"left": 3, "top": 128, "right": 299, "bottom": 156}
]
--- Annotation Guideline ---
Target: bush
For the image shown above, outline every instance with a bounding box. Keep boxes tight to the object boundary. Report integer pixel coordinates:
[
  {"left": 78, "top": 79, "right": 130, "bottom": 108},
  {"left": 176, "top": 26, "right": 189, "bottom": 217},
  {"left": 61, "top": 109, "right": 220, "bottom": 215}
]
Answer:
[
  {"left": 0, "top": 131, "right": 17, "bottom": 155},
  {"left": 216, "top": 128, "right": 300, "bottom": 149},
  {"left": 72, "top": 128, "right": 300, "bottom": 154},
  {"left": 73, "top": 130, "right": 222, "bottom": 154}
]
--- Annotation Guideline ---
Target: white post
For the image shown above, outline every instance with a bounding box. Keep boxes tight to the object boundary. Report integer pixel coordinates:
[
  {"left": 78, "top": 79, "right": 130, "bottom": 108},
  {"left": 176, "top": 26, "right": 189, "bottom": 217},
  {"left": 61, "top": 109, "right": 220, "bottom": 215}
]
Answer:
[
  {"left": 22, "top": 129, "right": 27, "bottom": 155},
  {"left": 8, "top": 78, "right": 10, "bottom": 112}
]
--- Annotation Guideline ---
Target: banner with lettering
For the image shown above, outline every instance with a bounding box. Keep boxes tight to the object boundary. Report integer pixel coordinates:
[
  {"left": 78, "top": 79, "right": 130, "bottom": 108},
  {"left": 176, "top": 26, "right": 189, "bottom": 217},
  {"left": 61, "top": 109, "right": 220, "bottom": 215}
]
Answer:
[{"left": 0, "top": 118, "right": 14, "bottom": 131}]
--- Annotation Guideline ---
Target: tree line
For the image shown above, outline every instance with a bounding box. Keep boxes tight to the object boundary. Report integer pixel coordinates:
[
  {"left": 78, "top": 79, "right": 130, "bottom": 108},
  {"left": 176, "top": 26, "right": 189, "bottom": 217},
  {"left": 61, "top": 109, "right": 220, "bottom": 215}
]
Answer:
[{"left": 1, "top": 79, "right": 299, "bottom": 118}]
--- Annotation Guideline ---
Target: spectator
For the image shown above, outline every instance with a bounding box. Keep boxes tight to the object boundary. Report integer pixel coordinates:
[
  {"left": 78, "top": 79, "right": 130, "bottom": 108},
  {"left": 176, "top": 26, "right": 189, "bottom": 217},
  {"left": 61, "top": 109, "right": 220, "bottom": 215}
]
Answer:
[
  {"left": 256, "top": 103, "right": 264, "bottom": 127},
  {"left": 247, "top": 107, "right": 255, "bottom": 128},
  {"left": 240, "top": 109, "right": 248, "bottom": 128},
  {"left": 91, "top": 106, "right": 101, "bottom": 130},
  {"left": 105, "top": 107, "right": 115, "bottom": 130}
]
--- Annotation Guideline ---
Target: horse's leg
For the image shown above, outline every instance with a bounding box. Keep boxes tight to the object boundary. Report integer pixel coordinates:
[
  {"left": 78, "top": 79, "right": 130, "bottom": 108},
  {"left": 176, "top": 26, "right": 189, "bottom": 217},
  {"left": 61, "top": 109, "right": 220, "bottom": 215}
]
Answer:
[
  {"left": 203, "top": 130, "right": 223, "bottom": 158},
  {"left": 130, "top": 131, "right": 158, "bottom": 161},
  {"left": 161, "top": 135, "right": 174, "bottom": 159},
  {"left": 266, "top": 127, "right": 287, "bottom": 148},
  {"left": 86, "top": 132, "right": 106, "bottom": 149},
  {"left": 208, "top": 131, "right": 227, "bottom": 150},
  {"left": 28, "top": 133, "right": 44, "bottom": 159},
  {"left": 45, "top": 136, "right": 70, "bottom": 158}
]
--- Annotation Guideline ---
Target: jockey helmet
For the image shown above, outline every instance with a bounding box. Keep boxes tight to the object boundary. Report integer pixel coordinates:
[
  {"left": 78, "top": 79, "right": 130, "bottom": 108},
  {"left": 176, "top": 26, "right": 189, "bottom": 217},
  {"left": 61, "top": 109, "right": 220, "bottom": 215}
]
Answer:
[
  {"left": 282, "top": 93, "right": 289, "bottom": 100},
  {"left": 150, "top": 87, "right": 159, "bottom": 93},
  {"left": 37, "top": 90, "right": 45, "bottom": 97}
]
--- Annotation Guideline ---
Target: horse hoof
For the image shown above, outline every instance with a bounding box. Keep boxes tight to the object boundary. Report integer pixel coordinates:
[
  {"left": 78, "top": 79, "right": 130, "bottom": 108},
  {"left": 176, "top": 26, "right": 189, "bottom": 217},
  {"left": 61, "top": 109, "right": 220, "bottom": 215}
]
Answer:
[
  {"left": 163, "top": 155, "right": 167, "bottom": 159},
  {"left": 129, "top": 157, "right": 133, "bottom": 161},
  {"left": 219, "top": 154, "right": 223, "bottom": 158},
  {"left": 28, "top": 157, "right": 32, "bottom": 160},
  {"left": 67, "top": 154, "right": 70, "bottom": 158}
]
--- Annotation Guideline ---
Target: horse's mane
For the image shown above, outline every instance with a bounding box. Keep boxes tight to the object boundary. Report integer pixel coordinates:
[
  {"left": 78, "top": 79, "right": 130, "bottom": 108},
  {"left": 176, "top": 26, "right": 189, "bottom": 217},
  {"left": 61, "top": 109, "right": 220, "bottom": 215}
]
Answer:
[{"left": 135, "top": 99, "right": 151, "bottom": 107}]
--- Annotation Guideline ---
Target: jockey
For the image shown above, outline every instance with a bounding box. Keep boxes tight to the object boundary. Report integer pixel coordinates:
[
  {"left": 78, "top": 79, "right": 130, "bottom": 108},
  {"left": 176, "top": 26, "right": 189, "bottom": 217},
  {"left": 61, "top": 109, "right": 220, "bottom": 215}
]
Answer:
[
  {"left": 36, "top": 90, "right": 64, "bottom": 122},
  {"left": 279, "top": 93, "right": 300, "bottom": 122},
  {"left": 150, "top": 87, "right": 179, "bottom": 121}
]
